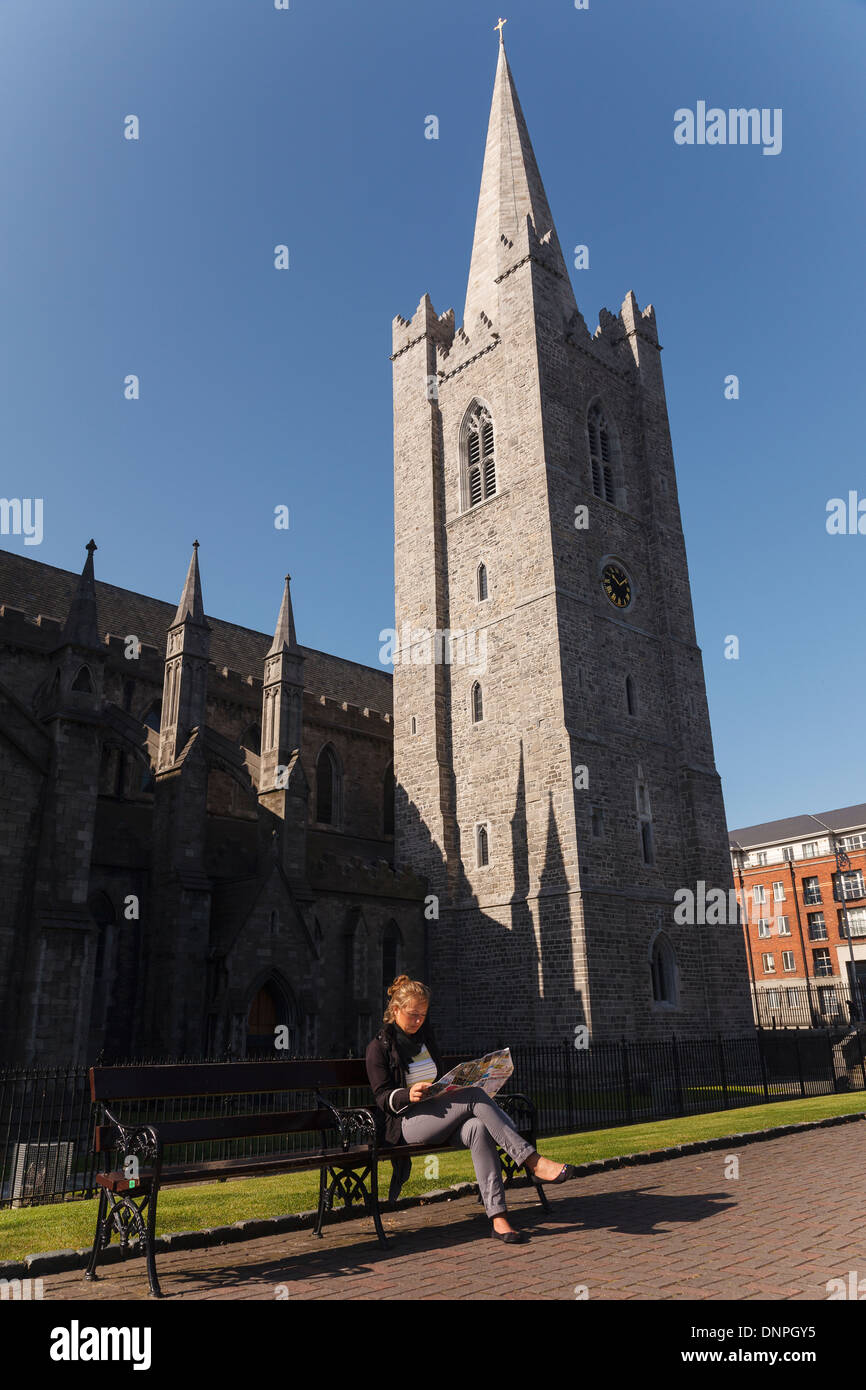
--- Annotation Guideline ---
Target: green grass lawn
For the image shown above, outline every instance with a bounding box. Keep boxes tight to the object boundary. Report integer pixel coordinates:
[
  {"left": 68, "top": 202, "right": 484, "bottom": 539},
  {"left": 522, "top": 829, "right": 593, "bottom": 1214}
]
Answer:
[{"left": 1, "top": 1091, "right": 863, "bottom": 1263}]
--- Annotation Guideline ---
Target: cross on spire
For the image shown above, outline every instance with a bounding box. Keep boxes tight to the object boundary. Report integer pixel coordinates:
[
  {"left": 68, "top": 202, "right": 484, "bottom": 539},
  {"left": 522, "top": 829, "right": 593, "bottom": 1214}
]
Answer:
[{"left": 494, "top": 16, "right": 507, "bottom": 44}]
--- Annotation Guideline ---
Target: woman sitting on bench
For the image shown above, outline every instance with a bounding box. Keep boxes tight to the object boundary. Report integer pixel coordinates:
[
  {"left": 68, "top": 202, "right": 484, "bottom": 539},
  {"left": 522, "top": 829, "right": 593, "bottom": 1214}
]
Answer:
[{"left": 365, "top": 974, "right": 574, "bottom": 1243}]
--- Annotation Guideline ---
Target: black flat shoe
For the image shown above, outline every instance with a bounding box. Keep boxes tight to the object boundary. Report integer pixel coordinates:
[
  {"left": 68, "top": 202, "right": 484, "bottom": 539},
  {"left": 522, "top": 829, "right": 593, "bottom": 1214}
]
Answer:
[
  {"left": 530, "top": 1162, "right": 576, "bottom": 1184},
  {"left": 491, "top": 1228, "right": 530, "bottom": 1243}
]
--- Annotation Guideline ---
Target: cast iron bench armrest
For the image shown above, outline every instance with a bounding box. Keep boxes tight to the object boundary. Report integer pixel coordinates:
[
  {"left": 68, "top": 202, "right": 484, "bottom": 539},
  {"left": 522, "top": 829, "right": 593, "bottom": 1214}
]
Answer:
[
  {"left": 495, "top": 1091, "right": 537, "bottom": 1129},
  {"left": 102, "top": 1107, "right": 163, "bottom": 1172},
  {"left": 313, "top": 1093, "right": 378, "bottom": 1153}
]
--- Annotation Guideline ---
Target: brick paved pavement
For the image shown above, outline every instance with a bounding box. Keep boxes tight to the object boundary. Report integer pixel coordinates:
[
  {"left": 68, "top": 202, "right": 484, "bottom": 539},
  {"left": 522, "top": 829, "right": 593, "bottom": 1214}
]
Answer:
[{"left": 37, "top": 1124, "right": 866, "bottom": 1301}]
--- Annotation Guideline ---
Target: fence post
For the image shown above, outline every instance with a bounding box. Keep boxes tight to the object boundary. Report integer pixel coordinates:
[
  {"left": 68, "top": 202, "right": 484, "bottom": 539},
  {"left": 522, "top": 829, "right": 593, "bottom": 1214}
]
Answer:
[
  {"left": 717, "top": 1034, "right": 729, "bottom": 1110},
  {"left": 757, "top": 1032, "right": 770, "bottom": 1103},
  {"left": 826, "top": 1027, "right": 838, "bottom": 1093},
  {"left": 566, "top": 1039, "right": 578, "bottom": 1134},
  {"left": 670, "top": 1035, "right": 685, "bottom": 1116},
  {"left": 855, "top": 1027, "right": 866, "bottom": 1094},
  {"left": 621, "top": 1040, "right": 633, "bottom": 1125},
  {"left": 794, "top": 1030, "right": 805, "bottom": 1098}
]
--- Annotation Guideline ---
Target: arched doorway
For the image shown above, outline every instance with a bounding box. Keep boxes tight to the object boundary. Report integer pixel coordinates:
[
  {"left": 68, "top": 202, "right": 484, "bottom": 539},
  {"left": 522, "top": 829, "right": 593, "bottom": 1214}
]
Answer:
[{"left": 245, "top": 978, "right": 297, "bottom": 1056}]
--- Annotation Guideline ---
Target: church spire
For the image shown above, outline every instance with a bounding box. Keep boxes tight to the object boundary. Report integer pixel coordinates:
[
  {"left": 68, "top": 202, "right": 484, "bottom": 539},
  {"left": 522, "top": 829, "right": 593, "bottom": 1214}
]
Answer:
[
  {"left": 267, "top": 574, "right": 298, "bottom": 656},
  {"left": 60, "top": 539, "right": 100, "bottom": 649},
  {"left": 157, "top": 543, "right": 211, "bottom": 769},
  {"left": 463, "top": 38, "right": 575, "bottom": 332},
  {"left": 173, "top": 540, "right": 206, "bottom": 627}
]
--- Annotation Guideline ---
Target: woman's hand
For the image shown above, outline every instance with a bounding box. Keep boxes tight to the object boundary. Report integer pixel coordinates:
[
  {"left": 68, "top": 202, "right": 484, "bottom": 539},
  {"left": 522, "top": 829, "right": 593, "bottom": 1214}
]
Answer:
[{"left": 409, "top": 1081, "right": 434, "bottom": 1102}]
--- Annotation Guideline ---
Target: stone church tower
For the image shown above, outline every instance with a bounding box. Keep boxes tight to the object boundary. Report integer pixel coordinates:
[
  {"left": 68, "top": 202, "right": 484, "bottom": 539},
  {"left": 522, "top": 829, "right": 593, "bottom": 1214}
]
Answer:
[{"left": 391, "top": 37, "right": 754, "bottom": 1047}]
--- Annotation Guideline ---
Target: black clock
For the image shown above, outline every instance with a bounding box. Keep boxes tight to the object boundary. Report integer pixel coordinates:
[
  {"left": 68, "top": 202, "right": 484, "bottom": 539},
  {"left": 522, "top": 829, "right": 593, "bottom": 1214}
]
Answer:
[{"left": 602, "top": 563, "right": 631, "bottom": 609}]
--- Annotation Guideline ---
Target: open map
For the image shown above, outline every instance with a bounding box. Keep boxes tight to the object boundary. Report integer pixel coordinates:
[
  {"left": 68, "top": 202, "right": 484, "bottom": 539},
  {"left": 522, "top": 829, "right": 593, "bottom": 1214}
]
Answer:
[{"left": 416, "top": 1047, "right": 513, "bottom": 1101}]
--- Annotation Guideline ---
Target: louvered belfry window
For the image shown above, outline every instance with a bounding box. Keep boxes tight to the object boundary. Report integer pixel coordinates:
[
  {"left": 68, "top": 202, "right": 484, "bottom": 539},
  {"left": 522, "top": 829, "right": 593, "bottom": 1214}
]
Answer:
[
  {"left": 588, "top": 402, "right": 615, "bottom": 504},
  {"left": 464, "top": 404, "right": 496, "bottom": 508}
]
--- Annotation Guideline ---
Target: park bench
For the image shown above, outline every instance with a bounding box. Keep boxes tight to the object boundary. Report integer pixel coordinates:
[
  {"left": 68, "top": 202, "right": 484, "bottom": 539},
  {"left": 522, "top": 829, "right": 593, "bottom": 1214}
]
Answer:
[{"left": 85, "top": 1058, "right": 549, "bottom": 1298}]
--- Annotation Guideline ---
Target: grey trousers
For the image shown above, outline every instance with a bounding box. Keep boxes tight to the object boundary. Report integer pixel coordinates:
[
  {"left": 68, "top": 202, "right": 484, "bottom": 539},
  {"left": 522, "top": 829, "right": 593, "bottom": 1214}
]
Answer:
[{"left": 401, "top": 1086, "right": 535, "bottom": 1217}]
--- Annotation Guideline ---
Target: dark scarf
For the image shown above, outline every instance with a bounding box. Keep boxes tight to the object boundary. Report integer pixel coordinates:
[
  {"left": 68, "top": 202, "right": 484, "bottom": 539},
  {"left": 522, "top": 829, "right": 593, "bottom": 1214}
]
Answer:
[{"left": 389, "top": 1019, "right": 428, "bottom": 1071}]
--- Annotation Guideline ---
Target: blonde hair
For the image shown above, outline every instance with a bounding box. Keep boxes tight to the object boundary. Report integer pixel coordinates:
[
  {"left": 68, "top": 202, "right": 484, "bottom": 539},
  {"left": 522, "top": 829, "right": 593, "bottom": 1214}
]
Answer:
[{"left": 383, "top": 974, "right": 431, "bottom": 1025}]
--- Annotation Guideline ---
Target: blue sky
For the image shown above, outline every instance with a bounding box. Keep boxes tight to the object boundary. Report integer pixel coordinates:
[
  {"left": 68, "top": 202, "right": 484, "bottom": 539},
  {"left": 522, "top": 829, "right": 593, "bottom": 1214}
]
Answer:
[{"left": 0, "top": 0, "right": 863, "bottom": 830}]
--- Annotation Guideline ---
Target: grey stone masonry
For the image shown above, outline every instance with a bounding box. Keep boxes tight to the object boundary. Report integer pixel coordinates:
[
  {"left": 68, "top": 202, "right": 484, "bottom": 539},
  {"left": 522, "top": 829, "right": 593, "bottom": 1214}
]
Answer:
[{"left": 391, "top": 42, "right": 753, "bottom": 1047}]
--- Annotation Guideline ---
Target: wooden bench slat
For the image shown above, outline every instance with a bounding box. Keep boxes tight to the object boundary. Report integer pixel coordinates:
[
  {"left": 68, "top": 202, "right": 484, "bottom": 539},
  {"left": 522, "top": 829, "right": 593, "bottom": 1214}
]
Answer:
[
  {"left": 92, "top": 1135, "right": 490, "bottom": 1191},
  {"left": 93, "top": 1108, "right": 337, "bottom": 1152},
  {"left": 89, "top": 1056, "right": 471, "bottom": 1103}
]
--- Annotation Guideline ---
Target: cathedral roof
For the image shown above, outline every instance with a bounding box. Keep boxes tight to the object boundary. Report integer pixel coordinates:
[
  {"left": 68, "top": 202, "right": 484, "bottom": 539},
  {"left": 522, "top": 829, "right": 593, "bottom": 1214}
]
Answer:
[{"left": 0, "top": 548, "right": 391, "bottom": 710}]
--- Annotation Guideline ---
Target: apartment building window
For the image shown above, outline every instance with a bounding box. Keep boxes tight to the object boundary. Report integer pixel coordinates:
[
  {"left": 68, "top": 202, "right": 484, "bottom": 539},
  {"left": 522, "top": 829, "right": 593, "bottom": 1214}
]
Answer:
[
  {"left": 777, "top": 916, "right": 791, "bottom": 935},
  {"left": 782, "top": 846, "right": 794, "bottom": 862},
  {"left": 802, "top": 842, "right": 819, "bottom": 859},
  {"left": 802, "top": 877, "right": 822, "bottom": 905},
  {"left": 761, "top": 954, "right": 776, "bottom": 974},
  {"left": 807, "top": 912, "right": 827, "bottom": 941},
  {"left": 752, "top": 885, "right": 766, "bottom": 905},
  {"left": 772, "top": 881, "right": 786, "bottom": 901},
  {"left": 812, "top": 948, "right": 833, "bottom": 977},
  {"left": 842, "top": 833, "right": 866, "bottom": 851},
  {"left": 782, "top": 951, "right": 796, "bottom": 972},
  {"left": 833, "top": 869, "right": 866, "bottom": 902},
  {"left": 757, "top": 919, "right": 771, "bottom": 939},
  {"left": 753, "top": 851, "right": 768, "bottom": 867},
  {"left": 839, "top": 906, "right": 866, "bottom": 938}
]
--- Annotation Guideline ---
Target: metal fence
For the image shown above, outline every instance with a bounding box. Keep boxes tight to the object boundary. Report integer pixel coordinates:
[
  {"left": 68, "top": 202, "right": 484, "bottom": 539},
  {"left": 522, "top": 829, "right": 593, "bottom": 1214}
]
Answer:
[
  {"left": 2, "top": 1030, "right": 864, "bottom": 1209},
  {"left": 752, "top": 981, "right": 866, "bottom": 1030}
]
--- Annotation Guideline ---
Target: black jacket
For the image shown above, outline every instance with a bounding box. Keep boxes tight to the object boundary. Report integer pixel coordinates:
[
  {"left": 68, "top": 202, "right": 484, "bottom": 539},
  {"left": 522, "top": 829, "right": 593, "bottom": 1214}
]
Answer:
[{"left": 365, "top": 1019, "right": 445, "bottom": 1147}]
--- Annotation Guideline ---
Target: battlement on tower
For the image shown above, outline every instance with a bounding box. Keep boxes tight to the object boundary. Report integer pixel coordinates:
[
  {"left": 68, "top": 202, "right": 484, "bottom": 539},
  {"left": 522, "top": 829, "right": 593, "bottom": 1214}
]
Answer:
[
  {"left": 310, "top": 850, "right": 424, "bottom": 898},
  {"left": 308, "top": 692, "right": 392, "bottom": 733},
  {"left": 592, "top": 291, "right": 658, "bottom": 348},
  {"left": 392, "top": 294, "right": 455, "bottom": 358}
]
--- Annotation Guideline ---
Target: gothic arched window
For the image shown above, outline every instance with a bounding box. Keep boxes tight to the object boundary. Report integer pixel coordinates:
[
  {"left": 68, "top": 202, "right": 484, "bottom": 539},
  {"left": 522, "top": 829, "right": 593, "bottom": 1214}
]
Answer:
[
  {"left": 316, "top": 744, "right": 340, "bottom": 825},
  {"left": 650, "top": 933, "right": 677, "bottom": 1004},
  {"left": 476, "top": 823, "right": 490, "bottom": 867},
  {"left": 626, "top": 675, "right": 636, "bottom": 716},
  {"left": 471, "top": 681, "right": 484, "bottom": 723},
  {"left": 72, "top": 665, "right": 93, "bottom": 693},
  {"left": 636, "top": 777, "right": 654, "bottom": 865},
  {"left": 587, "top": 401, "right": 619, "bottom": 506},
  {"left": 461, "top": 402, "right": 497, "bottom": 509},
  {"left": 477, "top": 562, "right": 488, "bottom": 601}
]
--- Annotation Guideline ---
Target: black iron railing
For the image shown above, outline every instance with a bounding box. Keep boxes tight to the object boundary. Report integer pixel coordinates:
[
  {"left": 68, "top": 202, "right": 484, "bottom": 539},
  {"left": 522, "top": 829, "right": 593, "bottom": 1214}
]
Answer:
[
  {"left": 1, "top": 1030, "right": 864, "bottom": 1209},
  {"left": 752, "top": 981, "right": 866, "bottom": 1029}
]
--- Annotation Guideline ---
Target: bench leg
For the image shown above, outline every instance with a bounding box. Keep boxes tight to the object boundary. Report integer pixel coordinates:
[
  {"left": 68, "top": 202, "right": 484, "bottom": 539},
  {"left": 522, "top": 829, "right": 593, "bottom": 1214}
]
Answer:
[
  {"left": 84, "top": 1187, "right": 108, "bottom": 1282},
  {"left": 144, "top": 1188, "right": 163, "bottom": 1299},
  {"left": 313, "top": 1166, "right": 328, "bottom": 1239},
  {"left": 498, "top": 1145, "right": 552, "bottom": 1213},
  {"left": 367, "top": 1161, "right": 389, "bottom": 1251}
]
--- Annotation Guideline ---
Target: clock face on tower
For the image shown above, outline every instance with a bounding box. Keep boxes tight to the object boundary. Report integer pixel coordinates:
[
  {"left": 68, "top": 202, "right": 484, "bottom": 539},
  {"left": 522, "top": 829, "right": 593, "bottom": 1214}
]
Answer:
[{"left": 602, "top": 562, "right": 632, "bottom": 609}]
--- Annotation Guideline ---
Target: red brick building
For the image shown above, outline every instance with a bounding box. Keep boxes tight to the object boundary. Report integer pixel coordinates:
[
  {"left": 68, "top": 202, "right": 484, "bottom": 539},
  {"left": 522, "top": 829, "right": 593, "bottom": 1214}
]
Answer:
[{"left": 729, "top": 805, "right": 866, "bottom": 1027}]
